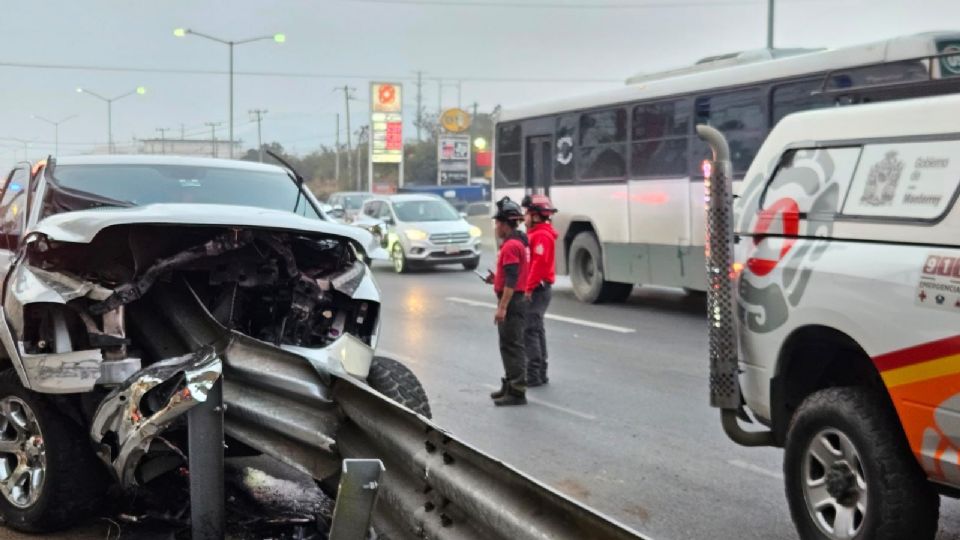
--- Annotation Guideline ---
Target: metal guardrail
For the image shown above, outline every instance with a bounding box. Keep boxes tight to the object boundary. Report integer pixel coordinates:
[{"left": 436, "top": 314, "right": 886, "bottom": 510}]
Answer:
[
  {"left": 151, "top": 281, "right": 650, "bottom": 539},
  {"left": 334, "top": 381, "right": 648, "bottom": 540}
]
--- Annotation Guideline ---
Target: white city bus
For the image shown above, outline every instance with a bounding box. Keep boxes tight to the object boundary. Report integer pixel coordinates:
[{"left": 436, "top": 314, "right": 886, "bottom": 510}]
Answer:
[{"left": 494, "top": 32, "right": 960, "bottom": 303}]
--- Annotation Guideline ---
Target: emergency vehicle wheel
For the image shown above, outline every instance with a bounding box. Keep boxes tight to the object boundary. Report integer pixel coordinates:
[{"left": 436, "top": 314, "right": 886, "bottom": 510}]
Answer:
[
  {"left": 568, "top": 232, "right": 632, "bottom": 304},
  {"left": 0, "top": 369, "right": 108, "bottom": 532},
  {"left": 367, "top": 356, "right": 432, "bottom": 418},
  {"left": 391, "top": 244, "right": 408, "bottom": 274},
  {"left": 784, "top": 386, "right": 939, "bottom": 540}
]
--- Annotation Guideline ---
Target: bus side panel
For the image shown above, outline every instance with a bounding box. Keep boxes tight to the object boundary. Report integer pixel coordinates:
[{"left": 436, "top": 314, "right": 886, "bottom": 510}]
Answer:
[
  {"left": 627, "top": 178, "right": 689, "bottom": 287},
  {"left": 550, "top": 184, "right": 630, "bottom": 276},
  {"left": 685, "top": 180, "right": 708, "bottom": 291}
]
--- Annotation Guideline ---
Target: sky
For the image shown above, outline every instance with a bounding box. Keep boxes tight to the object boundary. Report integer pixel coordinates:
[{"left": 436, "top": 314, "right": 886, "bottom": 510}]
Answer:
[{"left": 1, "top": 0, "right": 958, "bottom": 166}]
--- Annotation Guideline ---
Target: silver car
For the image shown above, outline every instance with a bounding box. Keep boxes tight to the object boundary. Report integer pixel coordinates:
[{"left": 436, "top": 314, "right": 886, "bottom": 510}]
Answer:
[{"left": 356, "top": 194, "right": 482, "bottom": 273}]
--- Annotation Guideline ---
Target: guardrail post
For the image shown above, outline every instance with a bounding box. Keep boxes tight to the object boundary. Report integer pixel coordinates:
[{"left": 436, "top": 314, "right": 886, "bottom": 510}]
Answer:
[
  {"left": 329, "top": 459, "right": 385, "bottom": 540},
  {"left": 188, "top": 377, "right": 225, "bottom": 540}
]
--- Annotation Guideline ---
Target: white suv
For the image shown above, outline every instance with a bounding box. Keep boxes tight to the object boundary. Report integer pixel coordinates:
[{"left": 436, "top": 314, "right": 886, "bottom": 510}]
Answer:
[
  {"left": 707, "top": 93, "right": 960, "bottom": 540},
  {"left": 356, "top": 194, "right": 482, "bottom": 273}
]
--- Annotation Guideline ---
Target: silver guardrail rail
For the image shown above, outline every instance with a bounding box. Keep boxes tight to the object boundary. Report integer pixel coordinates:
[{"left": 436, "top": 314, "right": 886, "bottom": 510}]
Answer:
[{"left": 149, "top": 280, "right": 650, "bottom": 539}]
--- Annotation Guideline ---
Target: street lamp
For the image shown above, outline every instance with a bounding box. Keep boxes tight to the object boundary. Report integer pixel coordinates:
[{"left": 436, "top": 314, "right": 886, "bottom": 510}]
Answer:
[
  {"left": 33, "top": 114, "right": 78, "bottom": 156},
  {"left": 76, "top": 86, "right": 146, "bottom": 153},
  {"left": 174, "top": 27, "right": 285, "bottom": 159}
]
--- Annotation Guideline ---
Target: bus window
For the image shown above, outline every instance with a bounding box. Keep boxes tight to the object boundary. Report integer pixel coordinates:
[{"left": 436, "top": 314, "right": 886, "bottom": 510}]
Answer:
[
  {"left": 496, "top": 124, "right": 522, "bottom": 187},
  {"left": 554, "top": 115, "right": 577, "bottom": 183},
  {"left": 695, "top": 89, "right": 765, "bottom": 175},
  {"left": 772, "top": 79, "right": 835, "bottom": 125},
  {"left": 631, "top": 99, "right": 691, "bottom": 177},
  {"left": 578, "top": 108, "right": 627, "bottom": 181}
]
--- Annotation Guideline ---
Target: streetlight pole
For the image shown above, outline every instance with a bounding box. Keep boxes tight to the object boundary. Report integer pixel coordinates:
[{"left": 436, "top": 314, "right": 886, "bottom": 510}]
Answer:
[
  {"left": 33, "top": 114, "right": 77, "bottom": 156},
  {"left": 174, "top": 28, "right": 285, "bottom": 159},
  {"left": 76, "top": 87, "right": 146, "bottom": 153},
  {"left": 766, "top": 0, "right": 774, "bottom": 49}
]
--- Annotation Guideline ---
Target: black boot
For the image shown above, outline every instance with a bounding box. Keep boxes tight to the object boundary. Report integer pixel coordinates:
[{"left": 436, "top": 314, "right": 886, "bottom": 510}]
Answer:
[
  {"left": 489, "top": 378, "right": 508, "bottom": 399},
  {"left": 493, "top": 383, "right": 527, "bottom": 406}
]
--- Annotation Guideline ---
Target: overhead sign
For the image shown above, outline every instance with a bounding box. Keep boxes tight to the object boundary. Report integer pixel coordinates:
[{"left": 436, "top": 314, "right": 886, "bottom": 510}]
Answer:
[
  {"left": 438, "top": 134, "right": 471, "bottom": 185},
  {"left": 440, "top": 108, "right": 471, "bottom": 133},
  {"left": 370, "top": 82, "right": 403, "bottom": 164}
]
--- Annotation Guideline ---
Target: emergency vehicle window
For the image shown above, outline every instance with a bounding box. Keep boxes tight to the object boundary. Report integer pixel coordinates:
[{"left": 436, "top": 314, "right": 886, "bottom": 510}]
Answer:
[
  {"left": 761, "top": 147, "right": 862, "bottom": 219},
  {"left": 496, "top": 124, "right": 522, "bottom": 187},
  {"left": 841, "top": 140, "right": 960, "bottom": 221}
]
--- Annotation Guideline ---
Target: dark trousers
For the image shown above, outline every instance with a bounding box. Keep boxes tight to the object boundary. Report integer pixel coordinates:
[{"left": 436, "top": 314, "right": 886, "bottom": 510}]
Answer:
[
  {"left": 498, "top": 294, "right": 527, "bottom": 388},
  {"left": 524, "top": 284, "right": 551, "bottom": 382}
]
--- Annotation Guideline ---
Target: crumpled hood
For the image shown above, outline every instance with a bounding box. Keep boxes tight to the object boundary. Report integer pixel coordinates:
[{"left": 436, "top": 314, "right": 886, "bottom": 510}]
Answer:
[{"left": 32, "top": 203, "right": 379, "bottom": 248}]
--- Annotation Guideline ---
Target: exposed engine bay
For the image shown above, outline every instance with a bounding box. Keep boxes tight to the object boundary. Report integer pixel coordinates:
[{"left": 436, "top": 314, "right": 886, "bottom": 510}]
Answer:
[{"left": 2, "top": 223, "right": 379, "bottom": 488}]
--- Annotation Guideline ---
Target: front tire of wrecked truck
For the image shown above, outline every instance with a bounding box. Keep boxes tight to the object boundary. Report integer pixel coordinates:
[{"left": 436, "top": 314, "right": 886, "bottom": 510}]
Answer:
[
  {"left": 784, "top": 386, "right": 939, "bottom": 540},
  {"left": 0, "top": 369, "right": 109, "bottom": 532},
  {"left": 367, "top": 356, "right": 431, "bottom": 419}
]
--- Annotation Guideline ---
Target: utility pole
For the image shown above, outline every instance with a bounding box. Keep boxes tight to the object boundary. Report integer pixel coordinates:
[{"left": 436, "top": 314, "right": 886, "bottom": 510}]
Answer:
[
  {"left": 457, "top": 81, "right": 462, "bottom": 109},
  {"left": 249, "top": 109, "right": 268, "bottom": 162},
  {"left": 205, "top": 121, "right": 222, "bottom": 158},
  {"left": 766, "top": 0, "right": 774, "bottom": 49},
  {"left": 334, "top": 86, "right": 356, "bottom": 188},
  {"left": 156, "top": 127, "right": 170, "bottom": 154},
  {"left": 335, "top": 114, "right": 341, "bottom": 183},
  {"left": 437, "top": 79, "right": 443, "bottom": 117},
  {"left": 180, "top": 123, "right": 186, "bottom": 139},
  {"left": 471, "top": 102, "right": 479, "bottom": 179},
  {"left": 415, "top": 71, "right": 424, "bottom": 141},
  {"left": 355, "top": 126, "right": 368, "bottom": 191}
]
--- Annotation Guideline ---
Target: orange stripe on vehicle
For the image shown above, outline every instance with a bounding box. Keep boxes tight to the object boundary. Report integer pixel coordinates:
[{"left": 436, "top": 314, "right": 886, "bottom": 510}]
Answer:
[{"left": 881, "top": 353, "right": 960, "bottom": 387}]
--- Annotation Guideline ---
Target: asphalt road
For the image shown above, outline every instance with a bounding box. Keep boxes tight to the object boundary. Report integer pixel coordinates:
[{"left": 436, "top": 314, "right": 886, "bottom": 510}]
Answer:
[
  {"left": 3, "top": 249, "right": 960, "bottom": 539},
  {"left": 370, "top": 250, "right": 960, "bottom": 540}
]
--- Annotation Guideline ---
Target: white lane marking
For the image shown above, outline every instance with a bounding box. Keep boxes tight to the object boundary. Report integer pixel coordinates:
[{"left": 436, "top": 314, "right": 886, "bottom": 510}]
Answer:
[
  {"left": 482, "top": 384, "right": 597, "bottom": 421},
  {"left": 727, "top": 459, "right": 783, "bottom": 480},
  {"left": 446, "top": 296, "right": 636, "bottom": 334}
]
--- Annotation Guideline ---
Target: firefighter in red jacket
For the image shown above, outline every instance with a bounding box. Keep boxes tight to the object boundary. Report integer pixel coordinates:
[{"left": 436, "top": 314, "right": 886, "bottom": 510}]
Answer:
[
  {"left": 485, "top": 197, "right": 530, "bottom": 406},
  {"left": 521, "top": 194, "right": 558, "bottom": 387}
]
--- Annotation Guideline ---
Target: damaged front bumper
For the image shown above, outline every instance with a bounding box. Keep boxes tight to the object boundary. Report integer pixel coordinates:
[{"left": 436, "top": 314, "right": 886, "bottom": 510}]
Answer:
[{"left": 90, "top": 348, "right": 222, "bottom": 486}]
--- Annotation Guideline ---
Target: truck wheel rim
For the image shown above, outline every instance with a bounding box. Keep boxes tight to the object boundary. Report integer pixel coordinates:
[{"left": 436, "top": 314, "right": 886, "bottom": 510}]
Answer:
[
  {"left": 0, "top": 397, "right": 46, "bottom": 508},
  {"left": 801, "top": 428, "right": 867, "bottom": 539},
  {"left": 574, "top": 248, "right": 596, "bottom": 287}
]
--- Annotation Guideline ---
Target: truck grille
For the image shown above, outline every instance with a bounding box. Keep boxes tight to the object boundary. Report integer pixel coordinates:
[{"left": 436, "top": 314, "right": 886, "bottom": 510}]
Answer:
[{"left": 430, "top": 232, "right": 470, "bottom": 245}]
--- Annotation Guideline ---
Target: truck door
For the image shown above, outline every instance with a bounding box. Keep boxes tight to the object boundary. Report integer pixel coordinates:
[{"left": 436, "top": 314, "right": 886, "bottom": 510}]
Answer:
[{"left": 525, "top": 135, "right": 552, "bottom": 196}]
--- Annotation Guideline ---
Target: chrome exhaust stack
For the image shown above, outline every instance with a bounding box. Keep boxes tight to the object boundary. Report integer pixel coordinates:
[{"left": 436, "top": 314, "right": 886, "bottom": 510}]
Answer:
[{"left": 697, "top": 125, "right": 773, "bottom": 447}]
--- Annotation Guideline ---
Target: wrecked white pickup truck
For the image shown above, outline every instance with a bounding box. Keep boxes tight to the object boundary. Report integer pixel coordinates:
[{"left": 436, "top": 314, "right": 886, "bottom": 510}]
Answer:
[{"left": 0, "top": 156, "right": 644, "bottom": 540}]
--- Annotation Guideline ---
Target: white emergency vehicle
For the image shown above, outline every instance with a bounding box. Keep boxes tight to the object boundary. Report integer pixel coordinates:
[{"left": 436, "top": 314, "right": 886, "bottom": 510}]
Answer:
[{"left": 702, "top": 91, "right": 960, "bottom": 539}]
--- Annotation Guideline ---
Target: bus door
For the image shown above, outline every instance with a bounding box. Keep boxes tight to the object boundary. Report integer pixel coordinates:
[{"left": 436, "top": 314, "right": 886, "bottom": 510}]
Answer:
[{"left": 525, "top": 135, "right": 552, "bottom": 195}]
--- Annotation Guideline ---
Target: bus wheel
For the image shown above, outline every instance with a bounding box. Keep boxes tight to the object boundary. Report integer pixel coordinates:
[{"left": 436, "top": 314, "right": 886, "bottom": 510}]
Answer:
[
  {"left": 784, "top": 386, "right": 939, "bottom": 540},
  {"left": 568, "top": 232, "right": 632, "bottom": 304}
]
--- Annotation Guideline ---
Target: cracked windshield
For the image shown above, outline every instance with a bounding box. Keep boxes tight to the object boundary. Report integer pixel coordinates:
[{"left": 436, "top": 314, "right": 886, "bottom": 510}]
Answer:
[{"left": 2, "top": 1, "right": 960, "bottom": 539}]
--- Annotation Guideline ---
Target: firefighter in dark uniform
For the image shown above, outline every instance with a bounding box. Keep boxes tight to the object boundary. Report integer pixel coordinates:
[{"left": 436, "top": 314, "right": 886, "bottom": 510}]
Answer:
[
  {"left": 521, "top": 194, "right": 558, "bottom": 387},
  {"left": 485, "top": 197, "right": 529, "bottom": 406}
]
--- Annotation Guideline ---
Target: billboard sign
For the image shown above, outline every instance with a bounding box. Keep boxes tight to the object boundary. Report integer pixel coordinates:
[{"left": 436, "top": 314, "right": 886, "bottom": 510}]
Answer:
[
  {"left": 438, "top": 134, "right": 471, "bottom": 185},
  {"left": 370, "top": 82, "right": 403, "bottom": 164}
]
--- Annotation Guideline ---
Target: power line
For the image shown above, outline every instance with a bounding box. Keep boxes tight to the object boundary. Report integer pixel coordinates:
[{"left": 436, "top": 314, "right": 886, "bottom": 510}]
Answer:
[
  {"left": 0, "top": 61, "right": 620, "bottom": 84},
  {"left": 342, "top": 0, "right": 757, "bottom": 8}
]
